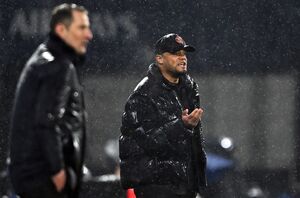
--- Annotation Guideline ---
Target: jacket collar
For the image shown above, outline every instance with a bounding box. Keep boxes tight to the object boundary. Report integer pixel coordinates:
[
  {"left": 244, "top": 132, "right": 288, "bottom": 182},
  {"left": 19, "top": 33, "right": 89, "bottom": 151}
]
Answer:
[
  {"left": 46, "top": 32, "right": 85, "bottom": 67},
  {"left": 147, "top": 63, "right": 193, "bottom": 90}
]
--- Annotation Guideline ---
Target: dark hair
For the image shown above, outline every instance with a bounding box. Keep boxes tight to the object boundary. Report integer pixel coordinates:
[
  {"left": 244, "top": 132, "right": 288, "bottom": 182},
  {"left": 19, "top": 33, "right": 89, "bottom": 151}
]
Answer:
[{"left": 50, "top": 3, "right": 88, "bottom": 33}]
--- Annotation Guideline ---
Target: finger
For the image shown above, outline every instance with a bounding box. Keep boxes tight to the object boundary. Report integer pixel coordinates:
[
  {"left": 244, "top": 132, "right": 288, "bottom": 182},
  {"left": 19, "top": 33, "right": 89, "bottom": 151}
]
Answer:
[
  {"left": 195, "top": 108, "right": 204, "bottom": 117},
  {"left": 189, "top": 109, "right": 202, "bottom": 123},
  {"left": 199, "top": 108, "right": 204, "bottom": 119},
  {"left": 188, "top": 108, "right": 198, "bottom": 117},
  {"left": 195, "top": 108, "right": 203, "bottom": 118},
  {"left": 189, "top": 108, "right": 201, "bottom": 119},
  {"left": 199, "top": 108, "right": 204, "bottom": 114}
]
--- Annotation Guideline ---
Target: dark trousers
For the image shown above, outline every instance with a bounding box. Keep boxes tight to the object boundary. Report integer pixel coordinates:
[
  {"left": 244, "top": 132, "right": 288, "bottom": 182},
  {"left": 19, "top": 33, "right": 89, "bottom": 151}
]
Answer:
[
  {"left": 18, "top": 179, "right": 67, "bottom": 198},
  {"left": 134, "top": 185, "right": 196, "bottom": 198}
]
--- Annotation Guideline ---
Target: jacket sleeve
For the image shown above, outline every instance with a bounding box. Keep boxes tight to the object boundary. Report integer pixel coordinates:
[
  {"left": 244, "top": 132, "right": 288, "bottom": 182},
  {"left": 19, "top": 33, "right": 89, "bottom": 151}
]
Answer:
[
  {"left": 121, "top": 94, "right": 193, "bottom": 156},
  {"left": 34, "top": 64, "right": 72, "bottom": 175}
]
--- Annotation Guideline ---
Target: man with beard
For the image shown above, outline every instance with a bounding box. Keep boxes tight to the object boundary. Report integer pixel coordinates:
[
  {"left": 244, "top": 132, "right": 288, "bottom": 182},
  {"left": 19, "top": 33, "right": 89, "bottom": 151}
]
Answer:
[
  {"left": 119, "top": 33, "right": 207, "bottom": 198},
  {"left": 9, "top": 3, "right": 92, "bottom": 198}
]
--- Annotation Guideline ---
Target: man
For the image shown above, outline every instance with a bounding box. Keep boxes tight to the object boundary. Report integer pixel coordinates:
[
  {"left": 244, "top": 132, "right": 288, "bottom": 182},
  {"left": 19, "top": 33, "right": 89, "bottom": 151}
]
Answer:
[
  {"left": 119, "top": 33, "right": 207, "bottom": 198},
  {"left": 9, "top": 3, "right": 92, "bottom": 198}
]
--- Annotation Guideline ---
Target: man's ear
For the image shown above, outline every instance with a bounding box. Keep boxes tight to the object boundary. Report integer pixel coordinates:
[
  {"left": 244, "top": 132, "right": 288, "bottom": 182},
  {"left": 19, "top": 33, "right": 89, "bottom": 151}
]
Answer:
[
  {"left": 54, "top": 23, "right": 67, "bottom": 38},
  {"left": 155, "top": 55, "right": 163, "bottom": 65}
]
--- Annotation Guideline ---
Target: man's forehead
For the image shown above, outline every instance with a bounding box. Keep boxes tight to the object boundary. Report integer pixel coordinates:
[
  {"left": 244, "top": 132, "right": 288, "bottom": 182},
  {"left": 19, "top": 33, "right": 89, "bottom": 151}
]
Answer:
[
  {"left": 72, "top": 10, "right": 88, "bottom": 19},
  {"left": 71, "top": 11, "right": 90, "bottom": 23}
]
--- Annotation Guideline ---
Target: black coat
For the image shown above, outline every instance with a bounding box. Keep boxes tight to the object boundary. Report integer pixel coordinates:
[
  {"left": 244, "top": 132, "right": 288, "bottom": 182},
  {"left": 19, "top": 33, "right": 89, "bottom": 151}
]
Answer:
[
  {"left": 119, "top": 64, "right": 207, "bottom": 192},
  {"left": 9, "top": 33, "right": 86, "bottom": 196}
]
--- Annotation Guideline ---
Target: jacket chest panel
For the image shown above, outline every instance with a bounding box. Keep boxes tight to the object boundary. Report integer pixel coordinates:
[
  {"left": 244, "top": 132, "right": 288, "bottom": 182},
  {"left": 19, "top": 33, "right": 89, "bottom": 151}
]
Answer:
[
  {"left": 68, "top": 69, "right": 85, "bottom": 111},
  {"left": 152, "top": 90, "right": 182, "bottom": 122}
]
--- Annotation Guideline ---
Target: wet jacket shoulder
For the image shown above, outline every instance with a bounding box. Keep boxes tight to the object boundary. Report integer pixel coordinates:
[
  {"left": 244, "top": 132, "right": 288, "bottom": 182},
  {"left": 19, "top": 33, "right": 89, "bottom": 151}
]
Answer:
[
  {"left": 119, "top": 63, "right": 206, "bottom": 191},
  {"left": 9, "top": 33, "right": 86, "bottom": 195}
]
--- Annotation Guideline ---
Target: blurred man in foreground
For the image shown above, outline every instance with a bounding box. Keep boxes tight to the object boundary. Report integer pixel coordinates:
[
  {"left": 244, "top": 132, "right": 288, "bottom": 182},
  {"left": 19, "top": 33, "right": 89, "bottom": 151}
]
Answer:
[{"left": 9, "top": 3, "right": 92, "bottom": 198}]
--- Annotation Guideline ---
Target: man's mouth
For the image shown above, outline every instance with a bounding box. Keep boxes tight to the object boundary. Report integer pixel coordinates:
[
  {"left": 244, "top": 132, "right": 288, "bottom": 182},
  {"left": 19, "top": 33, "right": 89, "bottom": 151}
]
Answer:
[
  {"left": 178, "top": 62, "right": 187, "bottom": 67},
  {"left": 82, "top": 41, "right": 89, "bottom": 47}
]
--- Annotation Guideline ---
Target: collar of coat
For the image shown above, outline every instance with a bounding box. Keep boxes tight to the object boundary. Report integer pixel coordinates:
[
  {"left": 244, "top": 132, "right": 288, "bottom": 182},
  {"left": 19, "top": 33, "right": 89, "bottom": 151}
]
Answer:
[
  {"left": 147, "top": 63, "right": 194, "bottom": 91},
  {"left": 46, "top": 32, "right": 86, "bottom": 67}
]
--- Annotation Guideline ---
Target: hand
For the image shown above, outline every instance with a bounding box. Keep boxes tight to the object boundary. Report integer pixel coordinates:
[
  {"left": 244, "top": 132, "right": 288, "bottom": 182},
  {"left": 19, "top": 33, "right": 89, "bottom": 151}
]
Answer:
[
  {"left": 182, "top": 108, "right": 203, "bottom": 129},
  {"left": 51, "top": 169, "right": 66, "bottom": 192}
]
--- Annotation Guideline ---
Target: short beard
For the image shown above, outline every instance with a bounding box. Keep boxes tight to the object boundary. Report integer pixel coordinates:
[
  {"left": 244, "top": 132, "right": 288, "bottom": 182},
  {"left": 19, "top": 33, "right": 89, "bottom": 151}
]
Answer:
[{"left": 170, "top": 70, "right": 186, "bottom": 78}]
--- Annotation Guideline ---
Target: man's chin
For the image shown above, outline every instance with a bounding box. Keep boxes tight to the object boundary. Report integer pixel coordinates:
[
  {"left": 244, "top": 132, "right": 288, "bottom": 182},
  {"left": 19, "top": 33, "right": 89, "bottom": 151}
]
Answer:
[
  {"left": 178, "top": 69, "right": 187, "bottom": 75},
  {"left": 76, "top": 48, "right": 87, "bottom": 55},
  {"left": 172, "top": 70, "right": 186, "bottom": 78}
]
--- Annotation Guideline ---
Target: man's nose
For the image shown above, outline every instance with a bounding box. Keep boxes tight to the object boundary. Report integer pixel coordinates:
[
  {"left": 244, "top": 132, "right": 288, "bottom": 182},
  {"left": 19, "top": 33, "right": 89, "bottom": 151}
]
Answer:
[
  {"left": 86, "top": 29, "right": 93, "bottom": 40},
  {"left": 179, "top": 55, "right": 187, "bottom": 60}
]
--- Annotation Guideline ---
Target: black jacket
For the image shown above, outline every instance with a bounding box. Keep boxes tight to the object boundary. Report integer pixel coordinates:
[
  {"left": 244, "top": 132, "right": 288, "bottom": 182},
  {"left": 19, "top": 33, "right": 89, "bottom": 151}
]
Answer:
[
  {"left": 119, "top": 64, "right": 207, "bottom": 192},
  {"left": 9, "top": 33, "right": 86, "bottom": 196}
]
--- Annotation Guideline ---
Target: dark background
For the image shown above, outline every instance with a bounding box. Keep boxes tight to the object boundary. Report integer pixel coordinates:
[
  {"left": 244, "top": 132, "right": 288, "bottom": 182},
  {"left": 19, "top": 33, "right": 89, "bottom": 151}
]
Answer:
[{"left": 0, "top": 0, "right": 299, "bottom": 197}]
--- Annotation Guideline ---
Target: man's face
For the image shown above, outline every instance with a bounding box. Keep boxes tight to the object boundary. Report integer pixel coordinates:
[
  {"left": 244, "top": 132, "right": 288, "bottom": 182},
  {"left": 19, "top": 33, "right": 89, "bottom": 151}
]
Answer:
[
  {"left": 159, "top": 50, "right": 188, "bottom": 76},
  {"left": 61, "top": 11, "right": 93, "bottom": 54}
]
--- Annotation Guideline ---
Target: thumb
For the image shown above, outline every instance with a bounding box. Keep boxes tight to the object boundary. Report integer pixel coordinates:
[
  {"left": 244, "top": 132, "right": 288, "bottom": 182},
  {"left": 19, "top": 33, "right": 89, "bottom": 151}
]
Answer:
[{"left": 182, "top": 109, "right": 189, "bottom": 116}]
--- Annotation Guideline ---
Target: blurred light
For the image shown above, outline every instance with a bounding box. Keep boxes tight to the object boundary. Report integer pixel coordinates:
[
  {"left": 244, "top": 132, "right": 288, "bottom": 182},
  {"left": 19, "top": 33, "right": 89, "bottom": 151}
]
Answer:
[
  {"left": 82, "top": 165, "right": 92, "bottom": 182},
  {"left": 247, "top": 186, "right": 264, "bottom": 197},
  {"left": 83, "top": 165, "right": 89, "bottom": 175},
  {"left": 220, "top": 137, "right": 233, "bottom": 150},
  {"left": 96, "top": 174, "right": 120, "bottom": 182}
]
